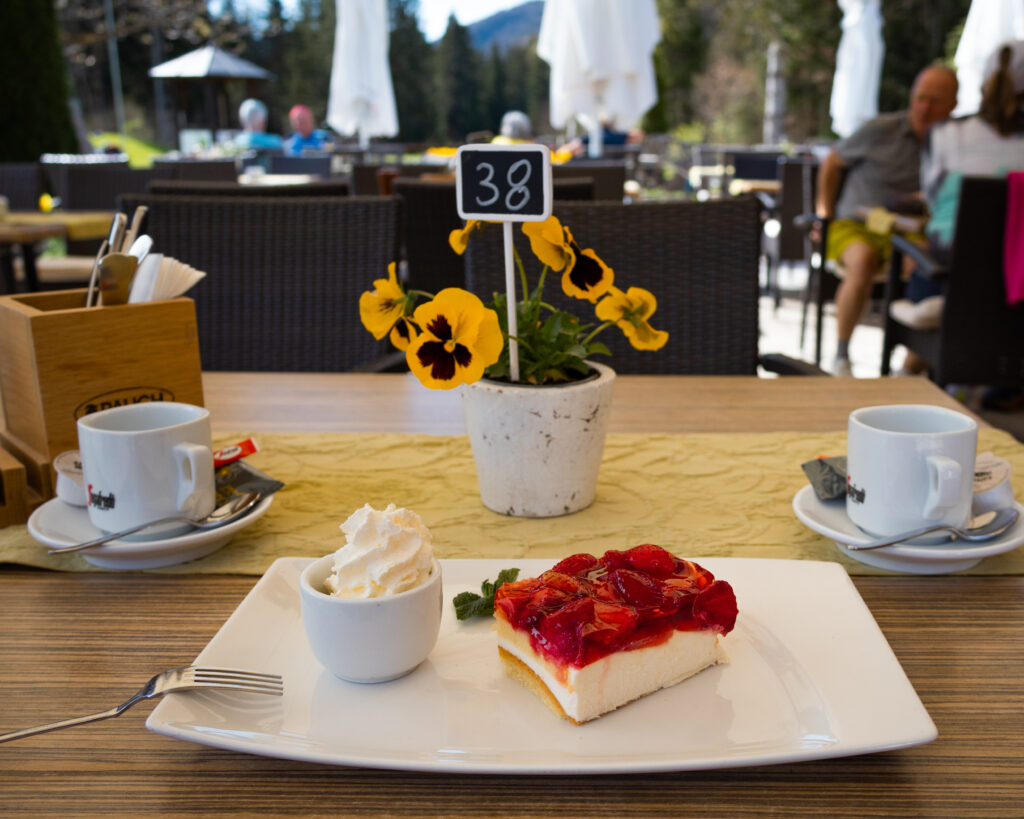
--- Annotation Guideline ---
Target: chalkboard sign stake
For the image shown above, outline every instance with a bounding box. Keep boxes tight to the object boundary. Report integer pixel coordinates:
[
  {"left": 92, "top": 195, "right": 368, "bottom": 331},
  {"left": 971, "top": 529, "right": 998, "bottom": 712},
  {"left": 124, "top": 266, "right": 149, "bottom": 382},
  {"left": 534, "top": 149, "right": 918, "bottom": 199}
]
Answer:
[
  {"left": 503, "top": 221, "right": 519, "bottom": 381},
  {"left": 455, "top": 143, "right": 552, "bottom": 385}
]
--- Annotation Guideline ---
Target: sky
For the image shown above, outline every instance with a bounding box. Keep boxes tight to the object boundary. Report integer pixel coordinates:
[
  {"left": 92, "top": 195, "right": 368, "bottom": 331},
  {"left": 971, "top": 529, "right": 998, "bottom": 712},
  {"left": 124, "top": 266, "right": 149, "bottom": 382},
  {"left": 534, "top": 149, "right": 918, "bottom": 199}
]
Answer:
[
  {"left": 227, "top": 1, "right": 528, "bottom": 42},
  {"left": 418, "top": 0, "right": 526, "bottom": 41}
]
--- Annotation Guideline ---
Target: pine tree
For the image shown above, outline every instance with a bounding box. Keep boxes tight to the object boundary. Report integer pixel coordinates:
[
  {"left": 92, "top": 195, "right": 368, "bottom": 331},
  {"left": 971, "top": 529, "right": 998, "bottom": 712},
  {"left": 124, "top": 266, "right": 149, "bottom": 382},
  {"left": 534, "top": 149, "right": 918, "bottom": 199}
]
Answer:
[
  {"left": 277, "top": 0, "right": 335, "bottom": 132},
  {"left": 435, "top": 14, "right": 482, "bottom": 142},
  {"left": 643, "top": 0, "right": 711, "bottom": 133},
  {"left": 0, "top": 0, "right": 79, "bottom": 159},
  {"left": 483, "top": 43, "right": 508, "bottom": 134},
  {"left": 389, "top": 0, "right": 436, "bottom": 142}
]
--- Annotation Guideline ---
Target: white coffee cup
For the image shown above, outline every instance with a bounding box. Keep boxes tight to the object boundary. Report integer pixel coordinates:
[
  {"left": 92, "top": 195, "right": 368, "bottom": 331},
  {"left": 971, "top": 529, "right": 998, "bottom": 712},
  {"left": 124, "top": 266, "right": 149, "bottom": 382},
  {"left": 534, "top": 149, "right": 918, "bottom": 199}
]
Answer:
[
  {"left": 846, "top": 404, "right": 978, "bottom": 538},
  {"left": 77, "top": 402, "right": 215, "bottom": 538}
]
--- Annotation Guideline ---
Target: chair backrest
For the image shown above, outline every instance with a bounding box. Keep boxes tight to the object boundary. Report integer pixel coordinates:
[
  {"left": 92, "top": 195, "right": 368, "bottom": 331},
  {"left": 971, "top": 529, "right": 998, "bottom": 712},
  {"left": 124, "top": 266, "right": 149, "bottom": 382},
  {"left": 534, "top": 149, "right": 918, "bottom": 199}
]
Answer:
[
  {"left": 147, "top": 178, "right": 349, "bottom": 197},
  {"left": 937, "top": 175, "right": 1024, "bottom": 386},
  {"left": 728, "top": 150, "right": 784, "bottom": 181},
  {"left": 393, "top": 176, "right": 599, "bottom": 296},
  {"left": 552, "top": 160, "right": 627, "bottom": 201},
  {"left": 153, "top": 158, "right": 239, "bottom": 182},
  {"left": 392, "top": 178, "right": 467, "bottom": 294},
  {"left": 0, "top": 162, "right": 44, "bottom": 209},
  {"left": 42, "top": 163, "right": 175, "bottom": 210},
  {"left": 117, "top": 194, "right": 401, "bottom": 372},
  {"left": 777, "top": 157, "right": 818, "bottom": 263},
  {"left": 552, "top": 177, "right": 596, "bottom": 201},
  {"left": 268, "top": 154, "right": 333, "bottom": 177},
  {"left": 464, "top": 198, "right": 762, "bottom": 374},
  {"left": 350, "top": 164, "right": 380, "bottom": 195}
]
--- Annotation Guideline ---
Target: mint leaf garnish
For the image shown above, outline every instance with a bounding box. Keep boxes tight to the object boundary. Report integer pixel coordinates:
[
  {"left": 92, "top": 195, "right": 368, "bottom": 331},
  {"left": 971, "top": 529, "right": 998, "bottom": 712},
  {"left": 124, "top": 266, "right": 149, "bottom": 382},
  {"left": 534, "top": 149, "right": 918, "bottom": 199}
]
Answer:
[{"left": 453, "top": 568, "right": 520, "bottom": 620}]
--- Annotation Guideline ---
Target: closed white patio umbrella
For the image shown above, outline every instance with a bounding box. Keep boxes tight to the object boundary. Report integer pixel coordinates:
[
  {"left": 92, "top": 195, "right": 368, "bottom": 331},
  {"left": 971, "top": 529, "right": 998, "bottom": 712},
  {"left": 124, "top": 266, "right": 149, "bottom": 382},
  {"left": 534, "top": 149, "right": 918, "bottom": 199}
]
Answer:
[
  {"left": 830, "top": 0, "right": 885, "bottom": 138},
  {"left": 327, "top": 0, "right": 398, "bottom": 148},
  {"left": 953, "top": 0, "right": 1024, "bottom": 116},
  {"left": 537, "top": 0, "right": 660, "bottom": 157}
]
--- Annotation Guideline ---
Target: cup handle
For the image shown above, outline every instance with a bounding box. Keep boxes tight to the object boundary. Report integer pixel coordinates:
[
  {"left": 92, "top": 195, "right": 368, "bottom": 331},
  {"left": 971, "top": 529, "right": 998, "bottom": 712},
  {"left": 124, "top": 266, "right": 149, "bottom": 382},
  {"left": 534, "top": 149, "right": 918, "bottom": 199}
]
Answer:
[
  {"left": 174, "top": 442, "right": 214, "bottom": 516},
  {"left": 923, "top": 455, "right": 962, "bottom": 519}
]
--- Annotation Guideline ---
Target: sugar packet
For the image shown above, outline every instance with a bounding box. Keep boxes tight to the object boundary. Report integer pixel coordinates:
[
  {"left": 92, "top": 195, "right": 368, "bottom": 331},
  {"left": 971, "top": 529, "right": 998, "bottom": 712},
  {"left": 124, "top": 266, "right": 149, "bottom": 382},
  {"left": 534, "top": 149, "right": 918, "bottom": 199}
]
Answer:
[{"left": 802, "top": 455, "right": 847, "bottom": 501}]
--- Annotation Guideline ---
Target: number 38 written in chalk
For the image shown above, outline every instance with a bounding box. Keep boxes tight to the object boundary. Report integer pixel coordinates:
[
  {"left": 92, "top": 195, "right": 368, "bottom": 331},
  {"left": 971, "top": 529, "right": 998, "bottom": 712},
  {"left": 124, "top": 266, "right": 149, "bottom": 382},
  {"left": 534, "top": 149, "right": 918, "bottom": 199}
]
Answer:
[{"left": 456, "top": 144, "right": 552, "bottom": 222}]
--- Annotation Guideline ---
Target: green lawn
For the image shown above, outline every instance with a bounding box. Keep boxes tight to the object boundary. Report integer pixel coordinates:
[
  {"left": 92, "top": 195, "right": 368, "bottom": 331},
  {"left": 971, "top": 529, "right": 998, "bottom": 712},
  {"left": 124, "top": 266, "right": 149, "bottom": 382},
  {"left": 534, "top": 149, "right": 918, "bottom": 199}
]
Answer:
[{"left": 88, "top": 132, "right": 165, "bottom": 167}]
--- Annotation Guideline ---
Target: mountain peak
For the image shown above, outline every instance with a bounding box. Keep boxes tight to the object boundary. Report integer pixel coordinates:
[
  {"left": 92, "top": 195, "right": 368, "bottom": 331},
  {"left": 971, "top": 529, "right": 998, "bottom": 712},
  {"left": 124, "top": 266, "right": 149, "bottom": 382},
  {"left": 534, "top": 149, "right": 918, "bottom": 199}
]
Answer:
[{"left": 467, "top": 1, "right": 544, "bottom": 53}]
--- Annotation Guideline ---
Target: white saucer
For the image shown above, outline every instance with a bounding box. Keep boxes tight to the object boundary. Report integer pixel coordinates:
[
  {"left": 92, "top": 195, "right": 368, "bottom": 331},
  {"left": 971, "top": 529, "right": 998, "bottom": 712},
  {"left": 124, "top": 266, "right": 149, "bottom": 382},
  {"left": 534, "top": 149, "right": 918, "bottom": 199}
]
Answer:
[
  {"left": 28, "top": 495, "right": 273, "bottom": 570},
  {"left": 792, "top": 484, "right": 1024, "bottom": 574}
]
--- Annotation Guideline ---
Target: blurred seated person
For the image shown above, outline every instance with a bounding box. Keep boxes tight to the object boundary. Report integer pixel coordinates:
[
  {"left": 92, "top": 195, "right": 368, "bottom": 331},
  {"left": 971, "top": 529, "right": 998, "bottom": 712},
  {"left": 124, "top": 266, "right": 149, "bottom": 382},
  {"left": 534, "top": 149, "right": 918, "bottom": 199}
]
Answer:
[
  {"left": 893, "top": 40, "right": 1024, "bottom": 379},
  {"left": 566, "top": 119, "right": 644, "bottom": 157},
  {"left": 234, "top": 99, "right": 283, "bottom": 150},
  {"left": 284, "top": 104, "right": 331, "bottom": 155},
  {"left": 816, "top": 64, "right": 958, "bottom": 376},
  {"left": 491, "top": 110, "right": 533, "bottom": 145}
]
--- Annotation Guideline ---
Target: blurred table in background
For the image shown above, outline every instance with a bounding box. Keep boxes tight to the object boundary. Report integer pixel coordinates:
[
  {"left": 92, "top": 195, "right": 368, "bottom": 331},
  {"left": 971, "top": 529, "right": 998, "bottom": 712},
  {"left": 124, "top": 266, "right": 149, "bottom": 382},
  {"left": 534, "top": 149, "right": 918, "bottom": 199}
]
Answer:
[
  {"left": 0, "top": 223, "right": 66, "bottom": 292},
  {"left": 5, "top": 211, "right": 113, "bottom": 241}
]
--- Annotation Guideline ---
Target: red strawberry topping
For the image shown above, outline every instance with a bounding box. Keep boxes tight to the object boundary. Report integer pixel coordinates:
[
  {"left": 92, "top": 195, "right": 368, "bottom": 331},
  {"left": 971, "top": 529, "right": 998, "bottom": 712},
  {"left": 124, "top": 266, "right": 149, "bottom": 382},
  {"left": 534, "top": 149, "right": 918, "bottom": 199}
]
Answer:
[{"left": 494, "top": 545, "right": 737, "bottom": 668}]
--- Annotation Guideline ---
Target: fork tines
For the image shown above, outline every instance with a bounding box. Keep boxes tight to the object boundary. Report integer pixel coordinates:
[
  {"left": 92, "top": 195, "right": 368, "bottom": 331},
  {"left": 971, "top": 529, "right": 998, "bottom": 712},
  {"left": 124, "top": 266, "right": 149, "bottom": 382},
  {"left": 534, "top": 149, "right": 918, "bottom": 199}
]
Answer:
[{"left": 189, "top": 666, "right": 284, "bottom": 695}]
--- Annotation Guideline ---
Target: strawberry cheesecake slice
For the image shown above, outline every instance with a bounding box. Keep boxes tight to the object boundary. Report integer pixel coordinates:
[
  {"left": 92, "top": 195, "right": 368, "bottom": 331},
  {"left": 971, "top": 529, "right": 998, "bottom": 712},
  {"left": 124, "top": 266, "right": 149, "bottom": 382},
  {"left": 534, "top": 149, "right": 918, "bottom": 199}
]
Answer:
[{"left": 493, "top": 545, "right": 737, "bottom": 724}]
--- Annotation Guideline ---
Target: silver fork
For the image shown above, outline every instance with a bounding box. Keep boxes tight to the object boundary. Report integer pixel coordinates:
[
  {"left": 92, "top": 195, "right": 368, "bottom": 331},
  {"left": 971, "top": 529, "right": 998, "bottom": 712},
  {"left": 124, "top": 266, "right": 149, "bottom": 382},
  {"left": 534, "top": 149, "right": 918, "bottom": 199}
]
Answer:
[{"left": 0, "top": 665, "right": 283, "bottom": 744}]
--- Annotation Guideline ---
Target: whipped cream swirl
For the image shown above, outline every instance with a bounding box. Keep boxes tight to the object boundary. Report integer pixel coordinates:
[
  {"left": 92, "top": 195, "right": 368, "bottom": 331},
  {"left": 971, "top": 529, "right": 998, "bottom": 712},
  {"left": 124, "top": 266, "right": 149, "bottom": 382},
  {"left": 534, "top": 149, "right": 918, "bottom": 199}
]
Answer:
[{"left": 324, "top": 503, "right": 434, "bottom": 598}]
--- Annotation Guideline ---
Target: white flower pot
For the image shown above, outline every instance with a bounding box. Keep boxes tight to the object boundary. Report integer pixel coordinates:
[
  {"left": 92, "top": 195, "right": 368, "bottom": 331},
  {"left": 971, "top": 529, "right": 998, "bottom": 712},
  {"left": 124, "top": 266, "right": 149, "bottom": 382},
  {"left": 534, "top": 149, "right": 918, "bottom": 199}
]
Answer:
[{"left": 461, "top": 361, "right": 616, "bottom": 518}]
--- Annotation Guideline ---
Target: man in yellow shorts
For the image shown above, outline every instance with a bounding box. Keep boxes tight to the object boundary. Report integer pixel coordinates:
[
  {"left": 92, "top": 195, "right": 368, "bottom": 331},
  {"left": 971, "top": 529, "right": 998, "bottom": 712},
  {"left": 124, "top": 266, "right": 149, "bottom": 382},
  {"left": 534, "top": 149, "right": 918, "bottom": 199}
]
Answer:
[{"left": 816, "top": 64, "right": 958, "bottom": 376}]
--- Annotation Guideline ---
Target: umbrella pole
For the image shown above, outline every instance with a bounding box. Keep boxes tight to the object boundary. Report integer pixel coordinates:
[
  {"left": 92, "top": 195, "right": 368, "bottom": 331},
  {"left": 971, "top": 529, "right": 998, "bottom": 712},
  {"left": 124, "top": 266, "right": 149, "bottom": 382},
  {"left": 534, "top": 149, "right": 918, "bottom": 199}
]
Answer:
[{"left": 503, "top": 221, "right": 519, "bottom": 382}]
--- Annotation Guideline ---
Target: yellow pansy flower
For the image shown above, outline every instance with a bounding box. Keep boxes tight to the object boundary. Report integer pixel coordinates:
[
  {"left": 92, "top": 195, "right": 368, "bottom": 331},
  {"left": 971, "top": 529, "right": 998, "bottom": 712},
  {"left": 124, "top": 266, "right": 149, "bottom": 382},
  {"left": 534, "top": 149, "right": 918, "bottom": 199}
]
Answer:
[
  {"left": 595, "top": 286, "right": 669, "bottom": 351},
  {"left": 407, "top": 288, "right": 503, "bottom": 390},
  {"left": 449, "top": 220, "right": 484, "bottom": 256},
  {"left": 389, "top": 316, "right": 417, "bottom": 351},
  {"left": 562, "top": 245, "right": 613, "bottom": 303},
  {"left": 359, "top": 262, "right": 407, "bottom": 340},
  {"left": 522, "top": 215, "right": 574, "bottom": 272}
]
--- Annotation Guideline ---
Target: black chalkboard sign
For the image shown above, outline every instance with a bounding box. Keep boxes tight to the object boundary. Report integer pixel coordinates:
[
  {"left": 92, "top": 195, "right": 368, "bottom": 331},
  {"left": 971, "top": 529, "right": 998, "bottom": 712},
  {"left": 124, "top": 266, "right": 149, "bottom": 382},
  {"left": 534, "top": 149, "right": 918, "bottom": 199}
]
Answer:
[{"left": 456, "top": 144, "right": 552, "bottom": 222}]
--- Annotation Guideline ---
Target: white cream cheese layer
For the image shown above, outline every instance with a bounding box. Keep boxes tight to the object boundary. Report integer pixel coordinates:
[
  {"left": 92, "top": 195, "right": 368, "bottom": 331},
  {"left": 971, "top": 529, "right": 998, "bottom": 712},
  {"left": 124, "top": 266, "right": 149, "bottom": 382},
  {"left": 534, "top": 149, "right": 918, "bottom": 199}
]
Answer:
[{"left": 495, "top": 618, "right": 725, "bottom": 723}]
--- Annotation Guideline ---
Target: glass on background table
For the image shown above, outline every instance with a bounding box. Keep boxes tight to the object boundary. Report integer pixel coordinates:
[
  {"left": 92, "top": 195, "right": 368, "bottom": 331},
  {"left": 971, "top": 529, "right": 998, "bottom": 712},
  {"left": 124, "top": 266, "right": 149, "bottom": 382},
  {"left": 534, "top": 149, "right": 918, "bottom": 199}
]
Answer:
[{"left": 1, "top": 373, "right": 1022, "bottom": 817}]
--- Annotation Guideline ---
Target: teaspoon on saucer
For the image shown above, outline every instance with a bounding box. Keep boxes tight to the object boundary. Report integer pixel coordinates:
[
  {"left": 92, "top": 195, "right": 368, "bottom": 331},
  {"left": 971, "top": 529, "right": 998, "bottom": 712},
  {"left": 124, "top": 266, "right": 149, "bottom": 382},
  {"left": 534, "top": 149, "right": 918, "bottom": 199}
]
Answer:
[
  {"left": 845, "top": 506, "right": 1019, "bottom": 551},
  {"left": 47, "top": 491, "right": 261, "bottom": 555}
]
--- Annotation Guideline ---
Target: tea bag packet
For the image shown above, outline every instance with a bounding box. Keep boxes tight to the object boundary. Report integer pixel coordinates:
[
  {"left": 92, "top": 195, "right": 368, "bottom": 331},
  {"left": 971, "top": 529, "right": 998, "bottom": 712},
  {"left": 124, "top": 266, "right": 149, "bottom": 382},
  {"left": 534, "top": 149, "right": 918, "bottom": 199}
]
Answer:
[
  {"left": 215, "top": 459, "right": 285, "bottom": 508},
  {"left": 973, "top": 452, "right": 1015, "bottom": 515},
  {"left": 802, "top": 455, "right": 848, "bottom": 501}
]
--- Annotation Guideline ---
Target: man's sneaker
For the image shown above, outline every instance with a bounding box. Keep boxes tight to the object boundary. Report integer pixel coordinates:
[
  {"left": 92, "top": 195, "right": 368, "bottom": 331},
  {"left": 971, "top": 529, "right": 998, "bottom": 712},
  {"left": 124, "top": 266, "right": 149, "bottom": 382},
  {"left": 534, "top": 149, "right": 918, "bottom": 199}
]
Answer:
[{"left": 832, "top": 357, "right": 854, "bottom": 377}]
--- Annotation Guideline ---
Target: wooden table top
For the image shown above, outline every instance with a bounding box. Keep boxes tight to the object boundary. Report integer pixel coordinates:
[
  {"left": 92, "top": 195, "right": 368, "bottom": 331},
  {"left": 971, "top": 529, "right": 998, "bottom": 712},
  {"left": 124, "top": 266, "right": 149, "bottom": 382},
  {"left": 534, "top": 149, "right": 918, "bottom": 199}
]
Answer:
[{"left": 2, "top": 373, "right": 1021, "bottom": 817}]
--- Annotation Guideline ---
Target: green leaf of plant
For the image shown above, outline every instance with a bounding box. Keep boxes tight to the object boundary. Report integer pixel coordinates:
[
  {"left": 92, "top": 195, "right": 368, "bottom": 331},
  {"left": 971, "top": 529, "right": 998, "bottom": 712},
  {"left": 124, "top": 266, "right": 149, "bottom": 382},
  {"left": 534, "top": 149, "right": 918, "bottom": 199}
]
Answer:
[{"left": 452, "top": 568, "right": 520, "bottom": 620}]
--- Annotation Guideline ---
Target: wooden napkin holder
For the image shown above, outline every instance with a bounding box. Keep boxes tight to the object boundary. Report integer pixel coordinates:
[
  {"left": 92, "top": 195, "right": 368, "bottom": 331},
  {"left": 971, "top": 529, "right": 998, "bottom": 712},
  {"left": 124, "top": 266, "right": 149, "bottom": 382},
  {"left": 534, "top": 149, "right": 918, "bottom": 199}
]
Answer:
[{"left": 0, "top": 289, "right": 204, "bottom": 522}]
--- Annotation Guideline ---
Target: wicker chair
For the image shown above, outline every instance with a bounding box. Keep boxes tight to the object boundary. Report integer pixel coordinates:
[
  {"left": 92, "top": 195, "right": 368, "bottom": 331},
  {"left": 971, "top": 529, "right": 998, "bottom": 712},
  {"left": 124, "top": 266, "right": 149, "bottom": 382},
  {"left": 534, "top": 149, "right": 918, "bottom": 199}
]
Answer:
[
  {"left": 392, "top": 178, "right": 468, "bottom": 294},
  {"left": 267, "top": 154, "right": 333, "bottom": 177},
  {"left": 350, "top": 164, "right": 380, "bottom": 195},
  {"left": 42, "top": 163, "right": 175, "bottom": 210},
  {"left": 147, "top": 178, "right": 349, "bottom": 197},
  {"left": 118, "top": 194, "right": 402, "bottom": 372},
  {"left": 0, "top": 162, "right": 44, "bottom": 209},
  {"left": 880, "top": 176, "right": 1024, "bottom": 387},
  {"left": 463, "top": 197, "right": 762, "bottom": 374},
  {"left": 552, "top": 160, "right": 627, "bottom": 201},
  {"left": 152, "top": 158, "right": 239, "bottom": 182}
]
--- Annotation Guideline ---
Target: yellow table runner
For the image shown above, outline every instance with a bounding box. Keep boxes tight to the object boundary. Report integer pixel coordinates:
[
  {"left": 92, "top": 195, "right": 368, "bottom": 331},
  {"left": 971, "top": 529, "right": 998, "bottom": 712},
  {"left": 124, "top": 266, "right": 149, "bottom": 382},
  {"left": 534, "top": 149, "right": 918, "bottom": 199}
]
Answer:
[{"left": 2, "top": 429, "right": 1022, "bottom": 575}]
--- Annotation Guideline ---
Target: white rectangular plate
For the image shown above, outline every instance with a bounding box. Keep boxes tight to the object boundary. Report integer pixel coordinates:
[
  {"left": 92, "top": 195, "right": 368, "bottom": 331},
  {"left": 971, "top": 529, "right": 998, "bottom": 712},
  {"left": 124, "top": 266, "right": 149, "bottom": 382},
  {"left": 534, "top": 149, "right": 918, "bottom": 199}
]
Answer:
[{"left": 147, "top": 558, "right": 936, "bottom": 774}]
